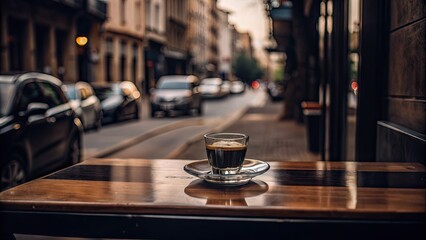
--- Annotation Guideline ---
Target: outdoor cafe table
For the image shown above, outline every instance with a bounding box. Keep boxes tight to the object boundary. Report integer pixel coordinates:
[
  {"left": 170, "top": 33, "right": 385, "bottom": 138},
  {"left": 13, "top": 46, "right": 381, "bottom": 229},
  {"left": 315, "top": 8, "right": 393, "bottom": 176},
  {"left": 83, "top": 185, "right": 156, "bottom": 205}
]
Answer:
[{"left": 0, "top": 158, "right": 425, "bottom": 239}]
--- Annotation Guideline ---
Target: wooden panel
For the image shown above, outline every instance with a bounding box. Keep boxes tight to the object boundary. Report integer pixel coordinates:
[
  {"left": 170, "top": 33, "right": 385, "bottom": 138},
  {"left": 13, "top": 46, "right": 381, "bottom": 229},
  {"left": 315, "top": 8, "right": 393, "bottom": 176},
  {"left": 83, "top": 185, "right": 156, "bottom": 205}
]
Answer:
[
  {"left": 388, "top": 19, "right": 426, "bottom": 98},
  {"left": 1, "top": 159, "right": 425, "bottom": 221},
  {"left": 390, "top": 0, "right": 426, "bottom": 31},
  {"left": 386, "top": 98, "right": 426, "bottom": 134},
  {"left": 376, "top": 121, "right": 426, "bottom": 165}
]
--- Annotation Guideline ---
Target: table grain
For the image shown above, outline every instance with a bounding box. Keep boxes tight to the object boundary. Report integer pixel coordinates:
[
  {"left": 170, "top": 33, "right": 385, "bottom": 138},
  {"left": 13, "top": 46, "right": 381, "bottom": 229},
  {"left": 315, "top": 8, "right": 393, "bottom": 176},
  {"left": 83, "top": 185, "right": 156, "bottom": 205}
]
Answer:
[{"left": 1, "top": 158, "right": 425, "bottom": 221}]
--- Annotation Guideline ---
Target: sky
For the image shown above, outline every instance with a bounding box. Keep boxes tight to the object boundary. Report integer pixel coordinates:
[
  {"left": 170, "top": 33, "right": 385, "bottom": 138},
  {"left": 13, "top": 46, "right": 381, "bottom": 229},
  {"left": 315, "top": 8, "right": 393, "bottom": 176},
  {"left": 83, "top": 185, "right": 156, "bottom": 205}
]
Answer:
[{"left": 217, "top": 0, "right": 269, "bottom": 64}]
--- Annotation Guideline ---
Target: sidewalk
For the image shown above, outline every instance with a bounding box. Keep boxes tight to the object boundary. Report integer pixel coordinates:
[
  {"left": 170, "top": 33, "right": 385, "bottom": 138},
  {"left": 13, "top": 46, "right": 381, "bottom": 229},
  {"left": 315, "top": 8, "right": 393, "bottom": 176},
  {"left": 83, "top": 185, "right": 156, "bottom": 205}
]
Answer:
[{"left": 176, "top": 99, "right": 320, "bottom": 162}]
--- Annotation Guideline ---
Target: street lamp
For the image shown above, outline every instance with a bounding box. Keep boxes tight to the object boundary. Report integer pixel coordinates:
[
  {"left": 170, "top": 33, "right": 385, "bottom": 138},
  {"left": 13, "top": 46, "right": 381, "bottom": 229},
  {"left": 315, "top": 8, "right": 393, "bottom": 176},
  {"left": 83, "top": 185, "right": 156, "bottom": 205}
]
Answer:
[{"left": 76, "top": 36, "right": 88, "bottom": 46}]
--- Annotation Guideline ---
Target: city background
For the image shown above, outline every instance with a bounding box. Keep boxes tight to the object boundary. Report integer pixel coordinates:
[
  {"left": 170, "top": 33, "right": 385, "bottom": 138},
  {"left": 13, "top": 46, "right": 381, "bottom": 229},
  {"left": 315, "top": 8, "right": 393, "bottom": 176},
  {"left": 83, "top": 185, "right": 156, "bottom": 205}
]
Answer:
[{"left": 1, "top": 0, "right": 277, "bottom": 92}]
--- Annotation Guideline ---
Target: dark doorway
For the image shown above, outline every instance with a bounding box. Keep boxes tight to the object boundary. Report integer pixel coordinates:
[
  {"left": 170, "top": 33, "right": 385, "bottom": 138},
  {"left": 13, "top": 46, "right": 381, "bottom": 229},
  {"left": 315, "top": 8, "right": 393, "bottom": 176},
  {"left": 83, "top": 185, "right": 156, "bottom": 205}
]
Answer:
[
  {"left": 120, "top": 41, "right": 127, "bottom": 81},
  {"left": 8, "top": 18, "right": 25, "bottom": 71},
  {"left": 105, "top": 38, "right": 113, "bottom": 82},
  {"left": 132, "top": 44, "right": 138, "bottom": 83},
  {"left": 35, "top": 24, "right": 49, "bottom": 73},
  {"left": 55, "top": 29, "right": 67, "bottom": 80}
]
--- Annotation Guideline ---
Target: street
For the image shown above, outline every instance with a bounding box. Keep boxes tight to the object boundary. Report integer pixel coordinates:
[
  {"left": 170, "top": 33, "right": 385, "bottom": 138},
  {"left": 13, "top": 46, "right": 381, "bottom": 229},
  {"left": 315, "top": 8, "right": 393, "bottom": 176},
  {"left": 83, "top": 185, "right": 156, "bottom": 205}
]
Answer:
[{"left": 84, "top": 89, "right": 267, "bottom": 160}]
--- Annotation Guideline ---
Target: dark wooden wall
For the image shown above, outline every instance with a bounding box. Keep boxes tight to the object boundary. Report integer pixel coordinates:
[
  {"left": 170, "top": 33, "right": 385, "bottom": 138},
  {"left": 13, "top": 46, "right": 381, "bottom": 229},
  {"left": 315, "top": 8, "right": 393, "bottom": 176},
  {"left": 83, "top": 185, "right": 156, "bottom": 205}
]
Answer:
[{"left": 376, "top": 0, "right": 426, "bottom": 164}]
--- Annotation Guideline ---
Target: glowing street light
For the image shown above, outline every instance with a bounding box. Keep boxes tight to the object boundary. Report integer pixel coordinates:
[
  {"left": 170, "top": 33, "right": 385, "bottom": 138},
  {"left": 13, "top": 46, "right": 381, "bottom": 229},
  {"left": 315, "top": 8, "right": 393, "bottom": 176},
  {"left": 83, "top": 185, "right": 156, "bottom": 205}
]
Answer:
[{"left": 76, "top": 36, "right": 88, "bottom": 46}]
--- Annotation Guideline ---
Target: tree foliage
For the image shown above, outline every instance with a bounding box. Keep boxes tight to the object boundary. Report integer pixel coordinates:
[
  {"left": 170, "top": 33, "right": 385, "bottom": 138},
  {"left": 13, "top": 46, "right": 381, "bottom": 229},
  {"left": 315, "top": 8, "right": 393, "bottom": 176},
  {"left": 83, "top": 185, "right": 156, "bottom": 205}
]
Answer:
[{"left": 232, "top": 51, "right": 264, "bottom": 84}]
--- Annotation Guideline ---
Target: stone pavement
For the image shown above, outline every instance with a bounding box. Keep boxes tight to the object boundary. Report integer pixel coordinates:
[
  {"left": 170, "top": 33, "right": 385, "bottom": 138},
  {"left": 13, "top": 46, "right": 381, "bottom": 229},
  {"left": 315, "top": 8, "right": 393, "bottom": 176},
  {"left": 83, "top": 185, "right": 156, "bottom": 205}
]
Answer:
[{"left": 176, "top": 99, "right": 320, "bottom": 162}]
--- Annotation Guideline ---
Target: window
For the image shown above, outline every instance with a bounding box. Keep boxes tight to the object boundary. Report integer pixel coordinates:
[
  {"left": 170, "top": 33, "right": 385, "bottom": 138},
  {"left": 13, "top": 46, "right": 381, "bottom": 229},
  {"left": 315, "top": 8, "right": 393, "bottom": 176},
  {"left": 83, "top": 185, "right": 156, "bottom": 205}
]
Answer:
[
  {"left": 79, "top": 88, "right": 89, "bottom": 100},
  {"left": 146, "top": 0, "right": 151, "bottom": 29},
  {"left": 18, "top": 82, "right": 44, "bottom": 112},
  {"left": 0, "top": 83, "right": 15, "bottom": 117},
  {"left": 135, "top": 0, "right": 141, "bottom": 30},
  {"left": 38, "top": 82, "right": 65, "bottom": 108},
  {"left": 106, "top": 38, "right": 113, "bottom": 54},
  {"left": 154, "top": 4, "right": 160, "bottom": 31},
  {"left": 120, "top": 0, "right": 126, "bottom": 25}
]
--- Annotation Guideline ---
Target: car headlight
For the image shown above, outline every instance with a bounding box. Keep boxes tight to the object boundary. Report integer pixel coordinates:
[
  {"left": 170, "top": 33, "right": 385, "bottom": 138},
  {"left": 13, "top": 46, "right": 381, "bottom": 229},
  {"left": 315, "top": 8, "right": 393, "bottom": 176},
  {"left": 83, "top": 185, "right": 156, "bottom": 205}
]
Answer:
[{"left": 177, "top": 96, "right": 191, "bottom": 104}]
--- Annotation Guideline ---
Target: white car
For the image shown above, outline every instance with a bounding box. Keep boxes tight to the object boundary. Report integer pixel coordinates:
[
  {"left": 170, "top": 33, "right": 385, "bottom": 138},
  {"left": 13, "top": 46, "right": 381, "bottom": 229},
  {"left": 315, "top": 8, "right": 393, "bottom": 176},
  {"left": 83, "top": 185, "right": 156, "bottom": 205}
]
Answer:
[
  {"left": 221, "top": 80, "right": 231, "bottom": 96},
  {"left": 200, "top": 78, "right": 226, "bottom": 98},
  {"left": 64, "top": 82, "right": 102, "bottom": 130},
  {"left": 230, "top": 81, "right": 245, "bottom": 94}
]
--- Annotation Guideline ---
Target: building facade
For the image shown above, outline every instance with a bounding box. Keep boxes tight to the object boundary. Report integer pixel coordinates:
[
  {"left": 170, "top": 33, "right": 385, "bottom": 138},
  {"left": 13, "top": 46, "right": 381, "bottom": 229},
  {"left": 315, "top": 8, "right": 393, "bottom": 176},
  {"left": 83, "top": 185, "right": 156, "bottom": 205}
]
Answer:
[
  {"left": 266, "top": 0, "right": 425, "bottom": 164},
  {"left": 187, "top": 0, "right": 208, "bottom": 78},
  {"left": 206, "top": 0, "right": 219, "bottom": 76},
  {"left": 102, "top": 0, "right": 145, "bottom": 89},
  {"left": 0, "top": 0, "right": 107, "bottom": 83},
  {"left": 144, "top": 0, "right": 166, "bottom": 92},
  {"left": 164, "top": 0, "right": 188, "bottom": 75},
  {"left": 217, "top": 9, "right": 232, "bottom": 80},
  {"left": 238, "top": 32, "right": 254, "bottom": 57}
]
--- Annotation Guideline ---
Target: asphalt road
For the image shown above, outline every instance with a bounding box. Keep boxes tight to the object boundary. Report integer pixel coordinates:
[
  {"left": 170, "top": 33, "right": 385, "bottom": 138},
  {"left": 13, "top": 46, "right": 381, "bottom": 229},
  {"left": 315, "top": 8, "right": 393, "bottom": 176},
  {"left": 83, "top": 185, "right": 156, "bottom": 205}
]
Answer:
[{"left": 83, "top": 89, "right": 267, "bottom": 160}]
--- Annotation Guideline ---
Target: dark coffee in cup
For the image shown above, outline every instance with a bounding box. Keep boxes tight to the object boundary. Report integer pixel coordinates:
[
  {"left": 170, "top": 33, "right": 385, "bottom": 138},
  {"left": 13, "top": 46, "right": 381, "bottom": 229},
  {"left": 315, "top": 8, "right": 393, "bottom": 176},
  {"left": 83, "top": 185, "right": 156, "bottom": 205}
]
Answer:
[{"left": 205, "top": 140, "right": 247, "bottom": 174}]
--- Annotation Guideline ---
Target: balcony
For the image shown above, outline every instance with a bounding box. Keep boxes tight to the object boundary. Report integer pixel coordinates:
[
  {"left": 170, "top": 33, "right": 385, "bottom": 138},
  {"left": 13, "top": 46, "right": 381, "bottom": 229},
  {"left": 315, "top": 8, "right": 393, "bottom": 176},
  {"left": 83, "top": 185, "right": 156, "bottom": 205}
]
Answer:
[
  {"left": 60, "top": 0, "right": 83, "bottom": 8},
  {"left": 86, "top": 0, "right": 107, "bottom": 20}
]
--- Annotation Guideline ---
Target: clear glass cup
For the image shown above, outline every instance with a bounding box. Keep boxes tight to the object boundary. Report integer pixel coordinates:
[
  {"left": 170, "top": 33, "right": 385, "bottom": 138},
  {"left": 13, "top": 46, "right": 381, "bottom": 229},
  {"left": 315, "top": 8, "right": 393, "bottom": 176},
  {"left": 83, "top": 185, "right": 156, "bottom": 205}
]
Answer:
[{"left": 204, "top": 133, "right": 249, "bottom": 175}]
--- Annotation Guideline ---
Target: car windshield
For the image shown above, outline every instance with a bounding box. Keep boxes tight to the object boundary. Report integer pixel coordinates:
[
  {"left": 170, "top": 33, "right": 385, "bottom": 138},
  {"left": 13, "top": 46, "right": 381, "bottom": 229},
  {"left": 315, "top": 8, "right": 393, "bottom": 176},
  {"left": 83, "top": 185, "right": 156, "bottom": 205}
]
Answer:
[
  {"left": 0, "top": 83, "right": 15, "bottom": 117},
  {"left": 93, "top": 85, "right": 121, "bottom": 101},
  {"left": 201, "top": 79, "right": 222, "bottom": 86},
  {"left": 64, "top": 85, "right": 77, "bottom": 100},
  {"left": 157, "top": 81, "right": 190, "bottom": 90}
]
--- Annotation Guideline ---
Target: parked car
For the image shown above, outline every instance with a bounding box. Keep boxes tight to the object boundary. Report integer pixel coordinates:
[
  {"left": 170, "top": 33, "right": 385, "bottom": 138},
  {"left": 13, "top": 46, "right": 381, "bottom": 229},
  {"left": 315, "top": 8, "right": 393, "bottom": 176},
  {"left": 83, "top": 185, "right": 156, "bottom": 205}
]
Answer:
[
  {"left": 150, "top": 75, "right": 203, "bottom": 117},
  {"left": 63, "top": 82, "right": 102, "bottom": 131},
  {"left": 230, "top": 80, "right": 245, "bottom": 94},
  {"left": 200, "top": 78, "right": 226, "bottom": 98},
  {"left": 0, "top": 72, "right": 83, "bottom": 191},
  {"left": 221, "top": 80, "right": 231, "bottom": 96},
  {"left": 267, "top": 81, "right": 284, "bottom": 101},
  {"left": 91, "top": 81, "right": 141, "bottom": 123}
]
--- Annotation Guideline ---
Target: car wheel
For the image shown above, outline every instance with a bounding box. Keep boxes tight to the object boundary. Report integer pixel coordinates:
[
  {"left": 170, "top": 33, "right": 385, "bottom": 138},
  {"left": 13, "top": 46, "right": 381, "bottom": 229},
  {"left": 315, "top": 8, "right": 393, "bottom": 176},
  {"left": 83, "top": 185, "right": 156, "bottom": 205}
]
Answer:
[
  {"left": 68, "top": 136, "right": 81, "bottom": 165},
  {"left": 93, "top": 112, "right": 102, "bottom": 131},
  {"left": 80, "top": 116, "right": 87, "bottom": 131},
  {"left": 197, "top": 103, "right": 203, "bottom": 115},
  {"left": 151, "top": 110, "right": 156, "bottom": 118},
  {"left": 1, "top": 155, "right": 27, "bottom": 191},
  {"left": 114, "top": 110, "right": 121, "bottom": 122},
  {"left": 184, "top": 108, "right": 191, "bottom": 116},
  {"left": 134, "top": 105, "right": 140, "bottom": 119}
]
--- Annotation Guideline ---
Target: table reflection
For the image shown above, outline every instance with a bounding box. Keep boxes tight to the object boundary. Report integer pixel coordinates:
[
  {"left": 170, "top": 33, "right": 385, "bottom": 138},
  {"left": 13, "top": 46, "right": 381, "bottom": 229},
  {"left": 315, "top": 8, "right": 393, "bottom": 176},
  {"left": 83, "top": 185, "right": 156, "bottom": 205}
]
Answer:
[{"left": 184, "top": 179, "right": 269, "bottom": 206}]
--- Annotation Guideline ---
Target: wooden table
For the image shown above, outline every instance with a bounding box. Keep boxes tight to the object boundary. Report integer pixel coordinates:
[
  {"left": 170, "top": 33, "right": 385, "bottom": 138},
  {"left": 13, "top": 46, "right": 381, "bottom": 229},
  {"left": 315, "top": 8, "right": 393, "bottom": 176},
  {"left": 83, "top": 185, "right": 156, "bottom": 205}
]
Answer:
[{"left": 0, "top": 159, "right": 425, "bottom": 239}]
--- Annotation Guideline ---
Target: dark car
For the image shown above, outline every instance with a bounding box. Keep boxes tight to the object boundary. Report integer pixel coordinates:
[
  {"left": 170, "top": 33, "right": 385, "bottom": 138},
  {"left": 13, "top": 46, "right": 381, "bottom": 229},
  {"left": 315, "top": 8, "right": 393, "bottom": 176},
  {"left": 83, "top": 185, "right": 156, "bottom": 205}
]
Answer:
[
  {"left": 267, "top": 81, "right": 284, "bottom": 101},
  {"left": 150, "top": 75, "right": 203, "bottom": 117},
  {"left": 92, "top": 81, "right": 141, "bottom": 123},
  {"left": 63, "top": 81, "right": 102, "bottom": 131},
  {"left": 0, "top": 72, "right": 83, "bottom": 191}
]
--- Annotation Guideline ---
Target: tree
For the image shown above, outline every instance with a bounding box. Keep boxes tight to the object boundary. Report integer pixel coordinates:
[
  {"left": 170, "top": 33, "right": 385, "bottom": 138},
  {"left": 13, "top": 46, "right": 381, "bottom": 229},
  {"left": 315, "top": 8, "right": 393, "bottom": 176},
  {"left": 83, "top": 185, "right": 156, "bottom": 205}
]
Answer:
[{"left": 232, "top": 51, "right": 264, "bottom": 84}]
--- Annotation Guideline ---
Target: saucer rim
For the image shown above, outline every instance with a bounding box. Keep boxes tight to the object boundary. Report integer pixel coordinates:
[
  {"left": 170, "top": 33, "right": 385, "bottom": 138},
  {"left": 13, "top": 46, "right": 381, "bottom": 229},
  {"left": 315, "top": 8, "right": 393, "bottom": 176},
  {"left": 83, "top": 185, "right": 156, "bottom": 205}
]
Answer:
[{"left": 183, "top": 159, "right": 270, "bottom": 186}]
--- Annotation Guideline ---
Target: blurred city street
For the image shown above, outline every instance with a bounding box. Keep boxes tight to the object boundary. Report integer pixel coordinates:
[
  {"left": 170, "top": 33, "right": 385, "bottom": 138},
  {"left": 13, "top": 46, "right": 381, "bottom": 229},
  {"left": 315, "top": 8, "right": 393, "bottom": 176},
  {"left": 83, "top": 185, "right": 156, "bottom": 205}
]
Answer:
[{"left": 83, "top": 88, "right": 268, "bottom": 160}]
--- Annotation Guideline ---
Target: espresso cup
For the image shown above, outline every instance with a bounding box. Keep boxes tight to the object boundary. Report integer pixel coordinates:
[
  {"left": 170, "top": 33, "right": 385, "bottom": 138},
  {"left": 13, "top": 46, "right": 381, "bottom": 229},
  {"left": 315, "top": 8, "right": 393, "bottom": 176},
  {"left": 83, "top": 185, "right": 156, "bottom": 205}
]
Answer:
[{"left": 204, "top": 133, "right": 249, "bottom": 175}]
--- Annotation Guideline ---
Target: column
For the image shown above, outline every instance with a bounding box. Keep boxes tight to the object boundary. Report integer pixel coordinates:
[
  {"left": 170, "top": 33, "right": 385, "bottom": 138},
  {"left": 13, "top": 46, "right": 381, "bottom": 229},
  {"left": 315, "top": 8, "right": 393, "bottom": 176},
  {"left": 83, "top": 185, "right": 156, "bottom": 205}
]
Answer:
[
  {"left": 23, "top": 18, "right": 36, "bottom": 70},
  {"left": 91, "top": 23, "right": 105, "bottom": 83},
  {"left": 138, "top": 40, "right": 144, "bottom": 89},
  {"left": 125, "top": 40, "right": 131, "bottom": 81},
  {"left": 112, "top": 37, "right": 120, "bottom": 82},
  {"left": 0, "top": 7, "right": 9, "bottom": 72},
  {"left": 64, "top": 18, "right": 78, "bottom": 83},
  {"left": 48, "top": 26, "right": 57, "bottom": 75}
]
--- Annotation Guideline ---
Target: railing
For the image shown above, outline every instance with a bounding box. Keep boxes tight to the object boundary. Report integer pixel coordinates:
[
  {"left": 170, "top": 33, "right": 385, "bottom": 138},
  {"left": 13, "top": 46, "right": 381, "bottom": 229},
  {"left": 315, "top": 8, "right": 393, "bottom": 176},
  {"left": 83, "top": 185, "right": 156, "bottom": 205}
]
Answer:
[{"left": 87, "top": 0, "right": 107, "bottom": 20}]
